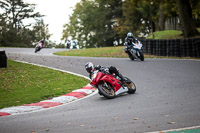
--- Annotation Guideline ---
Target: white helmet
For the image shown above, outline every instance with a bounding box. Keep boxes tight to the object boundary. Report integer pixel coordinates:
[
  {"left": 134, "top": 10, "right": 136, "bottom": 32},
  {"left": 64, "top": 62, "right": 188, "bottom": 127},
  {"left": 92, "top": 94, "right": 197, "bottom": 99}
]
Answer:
[
  {"left": 127, "top": 32, "right": 133, "bottom": 38},
  {"left": 85, "top": 62, "right": 94, "bottom": 73}
]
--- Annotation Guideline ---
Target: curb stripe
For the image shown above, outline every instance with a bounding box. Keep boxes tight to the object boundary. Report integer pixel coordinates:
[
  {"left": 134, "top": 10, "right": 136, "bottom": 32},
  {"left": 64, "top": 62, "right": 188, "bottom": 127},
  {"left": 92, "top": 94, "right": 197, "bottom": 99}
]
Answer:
[
  {"left": 0, "top": 112, "right": 11, "bottom": 116},
  {"left": 0, "top": 106, "right": 43, "bottom": 115},
  {"left": 41, "top": 96, "right": 78, "bottom": 103},
  {"left": 0, "top": 85, "right": 96, "bottom": 117},
  {"left": 81, "top": 86, "right": 96, "bottom": 90},
  {"left": 73, "top": 89, "right": 93, "bottom": 94},
  {"left": 23, "top": 102, "right": 62, "bottom": 108},
  {"left": 63, "top": 92, "right": 87, "bottom": 98},
  {"left": 0, "top": 61, "right": 97, "bottom": 117}
]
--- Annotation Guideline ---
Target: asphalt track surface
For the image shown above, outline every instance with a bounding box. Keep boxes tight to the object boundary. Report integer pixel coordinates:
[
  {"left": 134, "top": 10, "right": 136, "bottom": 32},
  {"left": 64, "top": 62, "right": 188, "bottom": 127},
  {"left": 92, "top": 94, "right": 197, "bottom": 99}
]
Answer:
[{"left": 0, "top": 48, "right": 200, "bottom": 133}]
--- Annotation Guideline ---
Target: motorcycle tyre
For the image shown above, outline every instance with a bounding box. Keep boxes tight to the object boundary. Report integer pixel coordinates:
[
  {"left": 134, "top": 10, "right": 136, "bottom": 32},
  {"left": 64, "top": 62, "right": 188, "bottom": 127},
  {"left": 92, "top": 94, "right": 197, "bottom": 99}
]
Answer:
[
  {"left": 127, "top": 52, "right": 135, "bottom": 61},
  {"left": 35, "top": 49, "right": 38, "bottom": 53},
  {"left": 123, "top": 77, "right": 136, "bottom": 94},
  {"left": 98, "top": 82, "right": 115, "bottom": 99},
  {"left": 35, "top": 47, "right": 41, "bottom": 53},
  {"left": 137, "top": 50, "right": 144, "bottom": 61},
  {"left": 35, "top": 47, "right": 38, "bottom": 53}
]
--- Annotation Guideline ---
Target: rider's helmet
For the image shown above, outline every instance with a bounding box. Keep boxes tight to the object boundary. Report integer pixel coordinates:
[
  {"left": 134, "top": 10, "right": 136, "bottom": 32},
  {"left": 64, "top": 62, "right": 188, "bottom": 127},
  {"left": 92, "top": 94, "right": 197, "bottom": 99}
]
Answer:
[
  {"left": 85, "top": 62, "right": 94, "bottom": 73},
  {"left": 127, "top": 32, "right": 134, "bottom": 44},
  {"left": 127, "top": 32, "right": 133, "bottom": 38}
]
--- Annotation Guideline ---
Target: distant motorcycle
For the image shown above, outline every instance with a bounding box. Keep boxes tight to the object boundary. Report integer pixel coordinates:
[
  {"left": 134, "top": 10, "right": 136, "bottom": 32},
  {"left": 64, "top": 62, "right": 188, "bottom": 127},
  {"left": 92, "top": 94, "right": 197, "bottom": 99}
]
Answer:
[
  {"left": 90, "top": 70, "right": 136, "bottom": 99},
  {"left": 125, "top": 40, "right": 144, "bottom": 61},
  {"left": 35, "top": 39, "right": 45, "bottom": 53},
  {"left": 35, "top": 45, "right": 42, "bottom": 53}
]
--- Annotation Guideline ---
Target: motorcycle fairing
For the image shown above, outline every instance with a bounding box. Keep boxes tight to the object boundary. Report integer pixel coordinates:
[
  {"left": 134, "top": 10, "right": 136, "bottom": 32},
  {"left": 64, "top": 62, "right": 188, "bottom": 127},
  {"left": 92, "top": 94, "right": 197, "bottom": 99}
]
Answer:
[
  {"left": 90, "top": 72, "right": 122, "bottom": 92},
  {"left": 115, "top": 86, "right": 129, "bottom": 95},
  {"left": 90, "top": 72, "right": 106, "bottom": 87},
  {"left": 133, "top": 42, "right": 142, "bottom": 49},
  {"left": 100, "top": 74, "right": 122, "bottom": 92}
]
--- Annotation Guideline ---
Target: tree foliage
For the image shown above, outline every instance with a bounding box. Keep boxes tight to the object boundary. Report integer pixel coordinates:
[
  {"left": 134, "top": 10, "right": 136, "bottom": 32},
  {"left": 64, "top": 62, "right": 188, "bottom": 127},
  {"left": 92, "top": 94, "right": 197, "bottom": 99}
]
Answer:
[
  {"left": 62, "top": 0, "right": 200, "bottom": 48},
  {"left": 62, "top": 0, "right": 123, "bottom": 48},
  {"left": 176, "top": 0, "right": 199, "bottom": 37},
  {"left": 0, "top": 0, "right": 51, "bottom": 47}
]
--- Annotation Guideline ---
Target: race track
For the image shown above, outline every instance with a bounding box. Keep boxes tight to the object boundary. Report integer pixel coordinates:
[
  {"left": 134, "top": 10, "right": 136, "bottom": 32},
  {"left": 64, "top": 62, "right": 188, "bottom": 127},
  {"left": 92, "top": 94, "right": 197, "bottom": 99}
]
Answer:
[{"left": 0, "top": 48, "right": 200, "bottom": 133}]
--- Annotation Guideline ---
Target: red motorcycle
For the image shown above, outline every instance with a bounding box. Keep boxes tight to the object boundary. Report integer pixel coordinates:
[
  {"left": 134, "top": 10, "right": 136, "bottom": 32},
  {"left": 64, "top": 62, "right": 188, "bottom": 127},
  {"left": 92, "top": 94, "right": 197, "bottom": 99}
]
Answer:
[{"left": 90, "top": 70, "right": 136, "bottom": 99}]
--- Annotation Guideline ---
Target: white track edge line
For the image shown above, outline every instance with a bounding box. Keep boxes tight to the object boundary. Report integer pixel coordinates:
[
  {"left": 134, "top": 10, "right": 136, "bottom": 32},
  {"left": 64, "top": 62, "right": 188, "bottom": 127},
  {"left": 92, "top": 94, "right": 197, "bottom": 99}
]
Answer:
[{"left": 146, "top": 125, "right": 200, "bottom": 133}]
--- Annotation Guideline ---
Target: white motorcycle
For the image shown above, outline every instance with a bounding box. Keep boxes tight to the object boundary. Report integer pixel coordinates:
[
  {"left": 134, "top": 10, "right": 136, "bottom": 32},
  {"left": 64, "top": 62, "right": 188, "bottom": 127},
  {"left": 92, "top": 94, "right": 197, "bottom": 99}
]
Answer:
[{"left": 125, "top": 40, "right": 144, "bottom": 61}]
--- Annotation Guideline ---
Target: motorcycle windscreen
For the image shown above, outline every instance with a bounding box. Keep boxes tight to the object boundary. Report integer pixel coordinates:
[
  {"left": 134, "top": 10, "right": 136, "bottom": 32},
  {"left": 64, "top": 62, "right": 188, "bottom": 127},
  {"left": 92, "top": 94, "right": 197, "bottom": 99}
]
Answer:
[{"left": 90, "top": 72, "right": 105, "bottom": 87}]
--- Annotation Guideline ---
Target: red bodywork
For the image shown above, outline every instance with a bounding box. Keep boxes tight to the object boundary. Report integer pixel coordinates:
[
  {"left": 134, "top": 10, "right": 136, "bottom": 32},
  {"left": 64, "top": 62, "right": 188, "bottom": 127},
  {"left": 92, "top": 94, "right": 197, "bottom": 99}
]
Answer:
[
  {"left": 90, "top": 72, "right": 122, "bottom": 92},
  {"left": 42, "top": 43, "right": 45, "bottom": 48}
]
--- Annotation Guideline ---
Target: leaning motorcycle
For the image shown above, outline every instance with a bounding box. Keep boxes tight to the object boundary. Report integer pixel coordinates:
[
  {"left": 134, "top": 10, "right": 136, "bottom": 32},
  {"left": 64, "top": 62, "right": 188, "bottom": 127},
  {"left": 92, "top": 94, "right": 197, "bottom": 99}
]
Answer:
[
  {"left": 90, "top": 70, "right": 136, "bottom": 99},
  {"left": 35, "top": 45, "right": 41, "bottom": 53},
  {"left": 125, "top": 40, "right": 144, "bottom": 61}
]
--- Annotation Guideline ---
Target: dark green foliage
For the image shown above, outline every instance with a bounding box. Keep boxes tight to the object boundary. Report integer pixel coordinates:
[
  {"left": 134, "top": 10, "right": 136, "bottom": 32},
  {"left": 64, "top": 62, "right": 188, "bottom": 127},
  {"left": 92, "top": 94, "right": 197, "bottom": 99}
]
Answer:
[
  {"left": 62, "top": 0, "right": 123, "bottom": 48},
  {"left": 0, "top": 0, "right": 51, "bottom": 47},
  {"left": 62, "top": 0, "right": 200, "bottom": 48}
]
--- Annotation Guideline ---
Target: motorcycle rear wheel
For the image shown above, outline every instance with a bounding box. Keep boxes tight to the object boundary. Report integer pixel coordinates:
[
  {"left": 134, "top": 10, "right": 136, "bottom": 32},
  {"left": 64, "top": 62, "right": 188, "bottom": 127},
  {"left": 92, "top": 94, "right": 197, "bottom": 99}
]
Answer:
[
  {"left": 123, "top": 77, "right": 136, "bottom": 94},
  {"left": 98, "top": 82, "right": 115, "bottom": 99}
]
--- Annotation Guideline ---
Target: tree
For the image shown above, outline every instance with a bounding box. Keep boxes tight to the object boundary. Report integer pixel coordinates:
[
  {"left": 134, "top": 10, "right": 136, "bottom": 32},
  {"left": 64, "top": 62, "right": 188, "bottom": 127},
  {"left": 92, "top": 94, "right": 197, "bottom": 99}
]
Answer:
[
  {"left": 63, "top": 0, "right": 200, "bottom": 48},
  {"left": 115, "top": 0, "right": 157, "bottom": 38},
  {"left": 62, "top": 0, "right": 123, "bottom": 48},
  {"left": 176, "top": 0, "right": 199, "bottom": 37},
  {"left": 62, "top": 0, "right": 97, "bottom": 48},
  {"left": 0, "top": 0, "right": 41, "bottom": 29},
  {"left": 0, "top": 0, "right": 43, "bottom": 47},
  {"left": 32, "top": 19, "right": 52, "bottom": 43},
  {"left": 95, "top": 0, "right": 123, "bottom": 46}
]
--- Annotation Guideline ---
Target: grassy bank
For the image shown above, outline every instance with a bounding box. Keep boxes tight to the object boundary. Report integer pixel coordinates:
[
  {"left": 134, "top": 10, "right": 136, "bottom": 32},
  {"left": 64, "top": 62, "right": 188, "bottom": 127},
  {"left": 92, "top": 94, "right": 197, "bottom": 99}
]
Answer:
[
  {"left": 147, "top": 30, "right": 183, "bottom": 39},
  {"left": 0, "top": 60, "right": 89, "bottom": 109},
  {"left": 54, "top": 46, "right": 129, "bottom": 58},
  {"left": 54, "top": 46, "right": 200, "bottom": 60},
  {"left": 54, "top": 29, "right": 200, "bottom": 59},
  {"left": 147, "top": 29, "right": 200, "bottom": 39}
]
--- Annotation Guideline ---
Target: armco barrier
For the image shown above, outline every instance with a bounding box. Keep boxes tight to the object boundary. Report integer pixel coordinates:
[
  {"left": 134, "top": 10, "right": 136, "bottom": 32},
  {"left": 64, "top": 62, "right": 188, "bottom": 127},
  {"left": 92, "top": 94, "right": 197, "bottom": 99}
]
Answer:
[{"left": 140, "top": 38, "right": 200, "bottom": 58}]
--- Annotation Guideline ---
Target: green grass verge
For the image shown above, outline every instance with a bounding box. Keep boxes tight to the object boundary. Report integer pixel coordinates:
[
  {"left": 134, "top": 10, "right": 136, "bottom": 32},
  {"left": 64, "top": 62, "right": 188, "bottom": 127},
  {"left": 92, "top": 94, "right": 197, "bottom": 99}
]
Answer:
[
  {"left": 54, "top": 46, "right": 200, "bottom": 60},
  {"left": 54, "top": 46, "right": 129, "bottom": 58},
  {"left": 0, "top": 60, "right": 89, "bottom": 109},
  {"left": 147, "top": 29, "right": 200, "bottom": 39},
  {"left": 147, "top": 30, "right": 183, "bottom": 39}
]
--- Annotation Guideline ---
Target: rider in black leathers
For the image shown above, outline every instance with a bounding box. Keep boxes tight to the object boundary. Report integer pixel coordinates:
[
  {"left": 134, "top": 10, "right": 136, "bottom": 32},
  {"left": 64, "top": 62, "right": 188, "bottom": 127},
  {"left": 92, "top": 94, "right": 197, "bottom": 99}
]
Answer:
[
  {"left": 124, "top": 32, "right": 137, "bottom": 53},
  {"left": 85, "top": 62, "right": 125, "bottom": 83}
]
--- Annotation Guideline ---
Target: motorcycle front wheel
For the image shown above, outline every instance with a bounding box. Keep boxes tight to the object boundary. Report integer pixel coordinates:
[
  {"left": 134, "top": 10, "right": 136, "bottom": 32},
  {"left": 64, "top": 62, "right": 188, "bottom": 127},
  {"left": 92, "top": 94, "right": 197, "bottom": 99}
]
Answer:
[
  {"left": 137, "top": 49, "right": 144, "bottom": 61},
  {"left": 98, "top": 82, "right": 115, "bottom": 99},
  {"left": 35, "top": 47, "right": 39, "bottom": 53},
  {"left": 127, "top": 52, "right": 135, "bottom": 61},
  {"left": 123, "top": 77, "right": 136, "bottom": 94}
]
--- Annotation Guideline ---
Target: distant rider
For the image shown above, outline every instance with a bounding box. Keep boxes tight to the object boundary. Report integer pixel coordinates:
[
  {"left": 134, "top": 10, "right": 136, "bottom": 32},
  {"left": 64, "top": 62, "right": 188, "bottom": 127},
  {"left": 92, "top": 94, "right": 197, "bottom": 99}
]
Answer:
[
  {"left": 124, "top": 32, "right": 138, "bottom": 53},
  {"left": 85, "top": 62, "right": 125, "bottom": 83},
  {"left": 124, "top": 32, "right": 137, "bottom": 46},
  {"left": 66, "top": 40, "right": 71, "bottom": 49},
  {"left": 36, "top": 39, "right": 45, "bottom": 49}
]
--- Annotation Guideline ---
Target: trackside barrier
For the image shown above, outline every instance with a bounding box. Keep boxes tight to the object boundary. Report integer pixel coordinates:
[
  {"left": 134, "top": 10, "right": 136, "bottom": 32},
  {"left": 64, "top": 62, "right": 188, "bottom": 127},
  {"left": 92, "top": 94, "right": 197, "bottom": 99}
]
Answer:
[
  {"left": 0, "top": 51, "right": 7, "bottom": 68},
  {"left": 140, "top": 38, "right": 200, "bottom": 58}
]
